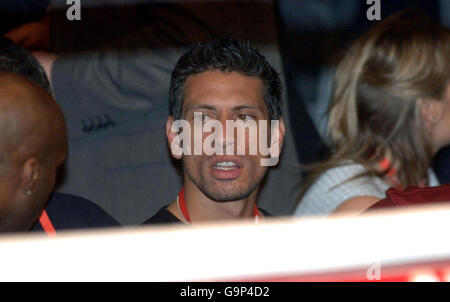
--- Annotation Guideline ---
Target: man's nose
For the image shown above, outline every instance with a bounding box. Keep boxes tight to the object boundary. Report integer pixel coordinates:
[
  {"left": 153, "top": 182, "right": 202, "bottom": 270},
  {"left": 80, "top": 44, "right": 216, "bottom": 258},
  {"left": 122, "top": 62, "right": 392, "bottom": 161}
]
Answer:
[{"left": 216, "top": 115, "right": 236, "bottom": 152}]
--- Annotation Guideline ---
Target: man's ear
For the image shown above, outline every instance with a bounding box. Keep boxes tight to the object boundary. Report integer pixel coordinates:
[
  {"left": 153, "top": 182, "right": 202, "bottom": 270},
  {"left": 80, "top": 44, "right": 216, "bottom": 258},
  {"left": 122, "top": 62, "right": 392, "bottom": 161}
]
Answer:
[
  {"left": 166, "top": 116, "right": 182, "bottom": 159},
  {"left": 419, "top": 98, "right": 444, "bottom": 129},
  {"left": 21, "top": 158, "right": 39, "bottom": 195},
  {"left": 276, "top": 117, "right": 286, "bottom": 152},
  {"left": 270, "top": 117, "right": 285, "bottom": 155},
  {"left": 261, "top": 117, "right": 286, "bottom": 167}
]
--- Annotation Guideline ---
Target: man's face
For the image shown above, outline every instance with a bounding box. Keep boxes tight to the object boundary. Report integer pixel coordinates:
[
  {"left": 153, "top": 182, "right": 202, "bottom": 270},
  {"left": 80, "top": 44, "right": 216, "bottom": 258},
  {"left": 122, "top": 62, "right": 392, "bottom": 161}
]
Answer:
[{"left": 171, "top": 70, "right": 283, "bottom": 202}]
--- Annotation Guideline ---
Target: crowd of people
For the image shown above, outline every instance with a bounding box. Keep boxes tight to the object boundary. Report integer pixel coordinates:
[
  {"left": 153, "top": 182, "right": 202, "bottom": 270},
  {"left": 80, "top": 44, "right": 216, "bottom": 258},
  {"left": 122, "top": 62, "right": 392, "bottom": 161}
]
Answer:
[{"left": 0, "top": 1, "right": 449, "bottom": 234}]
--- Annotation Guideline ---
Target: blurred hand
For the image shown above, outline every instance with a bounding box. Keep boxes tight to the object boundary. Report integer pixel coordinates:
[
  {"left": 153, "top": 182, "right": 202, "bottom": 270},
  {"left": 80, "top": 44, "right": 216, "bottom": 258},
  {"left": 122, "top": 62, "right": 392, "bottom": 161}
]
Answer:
[{"left": 4, "top": 15, "right": 51, "bottom": 51}]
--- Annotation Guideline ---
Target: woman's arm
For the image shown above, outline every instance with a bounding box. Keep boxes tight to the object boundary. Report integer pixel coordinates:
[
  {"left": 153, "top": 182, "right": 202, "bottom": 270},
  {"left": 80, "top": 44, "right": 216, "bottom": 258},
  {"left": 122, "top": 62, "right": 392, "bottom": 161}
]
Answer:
[{"left": 331, "top": 196, "right": 381, "bottom": 216}]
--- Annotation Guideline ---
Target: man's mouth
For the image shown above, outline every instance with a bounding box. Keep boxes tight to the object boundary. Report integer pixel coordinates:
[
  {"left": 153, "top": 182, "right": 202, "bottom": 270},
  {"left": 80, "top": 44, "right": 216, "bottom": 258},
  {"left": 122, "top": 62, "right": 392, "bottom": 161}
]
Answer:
[
  {"left": 214, "top": 161, "right": 240, "bottom": 171},
  {"left": 210, "top": 157, "right": 243, "bottom": 180}
]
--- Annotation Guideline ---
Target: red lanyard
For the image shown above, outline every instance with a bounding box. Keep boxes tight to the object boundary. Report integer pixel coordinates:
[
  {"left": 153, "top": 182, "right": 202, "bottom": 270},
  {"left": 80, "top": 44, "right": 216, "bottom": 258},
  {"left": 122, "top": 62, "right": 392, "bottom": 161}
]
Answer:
[
  {"left": 177, "top": 187, "right": 261, "bottom": 224},
  {"left": 378, "top": 158, "right": 403, "bottom": 190},
  {"left": 39, "top": 210, "right": 56, "bottom": 236}
]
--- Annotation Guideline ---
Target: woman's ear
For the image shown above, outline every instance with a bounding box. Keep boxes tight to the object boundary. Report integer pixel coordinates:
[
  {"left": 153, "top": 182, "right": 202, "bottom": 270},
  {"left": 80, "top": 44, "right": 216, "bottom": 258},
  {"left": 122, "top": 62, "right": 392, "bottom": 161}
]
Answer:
[{"left": 419, "top": 98, "right": 444, "bottom": 128}]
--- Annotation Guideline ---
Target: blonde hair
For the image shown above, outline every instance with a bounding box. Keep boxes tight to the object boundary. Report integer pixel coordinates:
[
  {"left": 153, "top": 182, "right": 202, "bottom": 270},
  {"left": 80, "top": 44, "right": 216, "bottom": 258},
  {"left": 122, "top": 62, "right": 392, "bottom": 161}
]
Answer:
[{"left": 299, "top": 9, "right": 450, "bottom": 201}]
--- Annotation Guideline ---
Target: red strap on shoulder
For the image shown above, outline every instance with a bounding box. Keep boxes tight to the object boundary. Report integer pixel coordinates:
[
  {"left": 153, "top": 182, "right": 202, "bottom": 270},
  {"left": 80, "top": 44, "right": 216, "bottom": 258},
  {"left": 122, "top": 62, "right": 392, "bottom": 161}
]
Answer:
[
  {"left": 39, "top": 210, "right": 56, "bottom": 236},
  {"left": 379, "top": 158, "right": 397, "bottom": 177},
  {"left": 178, "top": 187, "right": 191, "bottom": 223},
  {"left": 378, "top": 158, "right": 402, "bottom": 189}
]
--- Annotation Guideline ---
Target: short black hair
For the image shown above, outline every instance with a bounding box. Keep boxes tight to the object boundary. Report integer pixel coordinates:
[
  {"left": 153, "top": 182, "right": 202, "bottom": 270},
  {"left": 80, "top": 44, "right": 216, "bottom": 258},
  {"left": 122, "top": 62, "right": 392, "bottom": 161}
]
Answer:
[
  {"left": 0, "top": 37, "right": 51, "bottom": 94},
  {"left": 169, "top": 37, "right": 282, "bottom": 120}
]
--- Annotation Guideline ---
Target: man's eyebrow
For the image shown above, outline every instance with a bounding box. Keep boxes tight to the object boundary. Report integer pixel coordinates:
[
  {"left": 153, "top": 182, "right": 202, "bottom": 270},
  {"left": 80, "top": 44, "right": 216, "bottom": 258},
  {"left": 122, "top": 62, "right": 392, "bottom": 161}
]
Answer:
[
  {"left": 184, "top": 104, "right": 266, "bottom": 113},
  {"left": 232, "top": 105, "right": 265, "bottom": 112},
  {"left": 185, "top": 104, "right": 216, "bottom": 111}
]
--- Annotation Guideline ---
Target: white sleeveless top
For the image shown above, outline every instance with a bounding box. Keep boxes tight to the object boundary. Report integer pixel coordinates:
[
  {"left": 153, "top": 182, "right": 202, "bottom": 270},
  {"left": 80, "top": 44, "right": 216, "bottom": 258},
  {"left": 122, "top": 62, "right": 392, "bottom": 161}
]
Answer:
[{"left": 294, "top": 162, "right": 440, "bottom": 217}]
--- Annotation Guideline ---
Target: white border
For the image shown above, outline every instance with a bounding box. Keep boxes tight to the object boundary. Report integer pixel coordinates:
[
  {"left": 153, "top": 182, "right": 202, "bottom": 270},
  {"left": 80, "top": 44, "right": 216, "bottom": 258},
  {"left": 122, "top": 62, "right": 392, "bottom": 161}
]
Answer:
[{"left": 0, "top": 204, "right": 450, "bottom": 281}]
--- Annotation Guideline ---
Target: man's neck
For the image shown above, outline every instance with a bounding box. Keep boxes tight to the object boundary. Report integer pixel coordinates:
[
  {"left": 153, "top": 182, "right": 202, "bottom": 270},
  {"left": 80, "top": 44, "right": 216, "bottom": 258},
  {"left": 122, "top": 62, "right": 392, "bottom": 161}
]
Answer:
[{"left": 167, "top": 181, "right": 259, "bottom": 223}]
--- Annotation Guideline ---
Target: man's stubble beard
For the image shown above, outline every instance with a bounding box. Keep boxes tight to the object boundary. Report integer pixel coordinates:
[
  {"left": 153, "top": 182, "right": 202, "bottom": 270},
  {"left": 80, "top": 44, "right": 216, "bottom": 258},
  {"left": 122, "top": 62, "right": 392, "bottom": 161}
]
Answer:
[{"left": 183, "top": 162, "right": 265, "bottom": 202}]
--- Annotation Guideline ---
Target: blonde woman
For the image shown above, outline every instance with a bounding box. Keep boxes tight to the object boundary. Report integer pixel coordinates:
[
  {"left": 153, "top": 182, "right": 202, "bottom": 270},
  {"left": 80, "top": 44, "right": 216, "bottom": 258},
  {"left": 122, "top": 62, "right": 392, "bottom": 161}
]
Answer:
[{"left": 294, "top": 10, "right": 450, "bottom": 217}]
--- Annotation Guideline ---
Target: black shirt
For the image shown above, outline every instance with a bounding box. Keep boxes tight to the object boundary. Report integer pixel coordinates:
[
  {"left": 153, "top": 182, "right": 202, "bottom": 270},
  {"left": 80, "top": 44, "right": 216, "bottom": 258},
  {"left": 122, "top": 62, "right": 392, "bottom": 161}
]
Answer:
[
  {"left": 31, "top": 192, "right": 120, "bottom": 232},
  {"left": 143, "top": 206, "right": 272, "bottom": 225}
]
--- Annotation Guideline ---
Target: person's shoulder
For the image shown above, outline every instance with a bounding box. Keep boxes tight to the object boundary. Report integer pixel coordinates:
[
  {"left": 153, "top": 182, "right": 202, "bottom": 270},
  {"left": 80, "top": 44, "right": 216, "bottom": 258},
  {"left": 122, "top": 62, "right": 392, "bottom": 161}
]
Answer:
[
  {"left": 321, "top": 160, "right": 367, "bottom": 177},
  {"left": 32, "top": 192, "right": 120, "bottom": 231},
  {"left": 142, "top": 206, "right": 182, "bottom": 225},
  {"left": 309, "top": 161, "right": 369, "bottom": 191},
  {"left": 296, "top": 161, "right": 383, "bottom": 216}
]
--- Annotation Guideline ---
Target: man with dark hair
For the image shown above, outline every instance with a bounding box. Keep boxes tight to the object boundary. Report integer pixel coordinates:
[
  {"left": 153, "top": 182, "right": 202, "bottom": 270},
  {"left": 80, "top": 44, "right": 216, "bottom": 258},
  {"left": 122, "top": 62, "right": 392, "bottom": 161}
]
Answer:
[
  {"left": 0, "top": 37, "right": 119, "bottom": 233},
  {"left": 169, "top": 39, "right": 282, "bottom": 121},
  {"left": 145, "top": 38, "right": 285, "bottom": 224},
  {"left": 5, "top": 2, "right": 302, "bottom": 225}
]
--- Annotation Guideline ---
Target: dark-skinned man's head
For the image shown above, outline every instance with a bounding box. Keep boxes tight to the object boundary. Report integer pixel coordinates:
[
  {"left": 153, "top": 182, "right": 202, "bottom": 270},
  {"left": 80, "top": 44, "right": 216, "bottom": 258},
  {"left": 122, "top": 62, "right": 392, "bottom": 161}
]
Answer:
[{"left": 0, "top": 72, "right": 67, "bottom": 232}]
